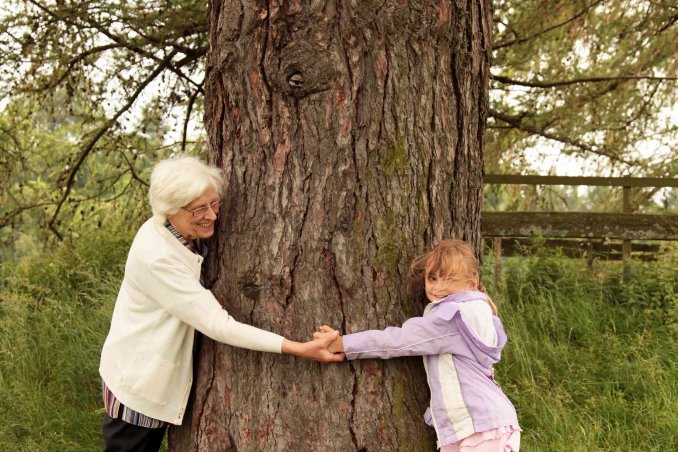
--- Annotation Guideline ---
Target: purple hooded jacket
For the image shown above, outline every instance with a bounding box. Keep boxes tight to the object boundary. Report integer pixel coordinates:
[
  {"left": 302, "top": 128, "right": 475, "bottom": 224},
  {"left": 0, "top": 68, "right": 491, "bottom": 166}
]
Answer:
[{"left": 342, "top": 291, "right": 519, "bottom": 447}]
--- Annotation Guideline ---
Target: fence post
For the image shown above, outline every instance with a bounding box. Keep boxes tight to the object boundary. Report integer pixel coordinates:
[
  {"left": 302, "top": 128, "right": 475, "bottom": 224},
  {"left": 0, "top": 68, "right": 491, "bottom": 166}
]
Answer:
[
  {"left": 586, "top": 240, "right": 594, "bottom": 270},
  {"left": 623, "top": 186, "right": 632, "bottom": 282},
  {"left": 493, "top": 237, "right": 502, "bottom": 287}
]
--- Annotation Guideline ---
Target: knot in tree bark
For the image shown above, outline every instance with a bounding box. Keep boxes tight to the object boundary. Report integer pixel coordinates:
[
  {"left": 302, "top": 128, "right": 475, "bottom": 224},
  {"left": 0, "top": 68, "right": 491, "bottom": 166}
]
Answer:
[
  {"left": 288, "top": 72, "right": 304, "bottom": 88},
  {"left": 270, "top": 41, "right": 335, "bottom": 98}
]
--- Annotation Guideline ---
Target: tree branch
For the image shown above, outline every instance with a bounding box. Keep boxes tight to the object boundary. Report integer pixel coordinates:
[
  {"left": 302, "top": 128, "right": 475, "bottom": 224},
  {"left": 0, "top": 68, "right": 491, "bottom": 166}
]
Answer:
[
  {"left": 182, "top": 85, "right": 202, "bottom": 152},
  {"left": 493, "top": 0, "right": 605, "bottom": 50},
  {"left": 34, "top": 43, "right": 123, "bottom": 92},
  {"left": 119, "top": 151, "right": 149, "bottom": 187},
  {"left": 48, "top": 50, "right": 179, "bottom": 239},
  {"left": 77, "top": 11, "right": 205, "bottom": 92},
  {"left": 491, "top": 74, "right": 676, "bottom": 89},
  {"left": 26, "top": 0, "right": 205, "bottom": 93},
  {"left": 117, "top": 18, "right": 208, "bottom": 58},
  {"left": 488, "top": 109, "right": 637, "bottom": 165},
  {"left": 0, "top": 200, "right": 60, "bottom": 229}
]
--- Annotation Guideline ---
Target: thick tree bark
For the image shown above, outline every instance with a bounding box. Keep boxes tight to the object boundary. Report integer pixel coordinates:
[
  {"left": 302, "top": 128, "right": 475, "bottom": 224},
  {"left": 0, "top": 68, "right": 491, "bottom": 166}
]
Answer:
[{"left": 170, "top": 0, "right": 491, "bottom": 450}]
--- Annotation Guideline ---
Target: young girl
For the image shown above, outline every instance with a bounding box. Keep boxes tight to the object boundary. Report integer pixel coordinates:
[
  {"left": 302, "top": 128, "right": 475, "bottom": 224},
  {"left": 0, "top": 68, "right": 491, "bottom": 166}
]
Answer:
[{"left": 317, "top": 240, "right": 520, "bottom": 451}]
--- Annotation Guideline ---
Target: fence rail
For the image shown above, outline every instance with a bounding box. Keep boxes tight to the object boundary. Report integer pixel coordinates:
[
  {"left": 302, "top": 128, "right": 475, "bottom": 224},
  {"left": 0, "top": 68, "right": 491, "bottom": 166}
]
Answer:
[
  {"left": 482, "top": 212, "right": 678, "bottom": 240},
  {"left": 482, "top": 174, "right": 678, "bottom": 281},
  {"left": 484, "top": 174, "right": 678, "bottom": 188},
  {"left": 484, "top": 238, "right": 660, "bottom": 261}
]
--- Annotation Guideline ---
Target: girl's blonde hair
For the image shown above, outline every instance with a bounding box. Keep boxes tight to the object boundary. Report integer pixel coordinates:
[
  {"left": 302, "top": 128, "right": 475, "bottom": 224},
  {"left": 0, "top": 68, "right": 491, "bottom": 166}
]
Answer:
[{"left": 409, "top": 239, "right": 497, "bottom": 315}]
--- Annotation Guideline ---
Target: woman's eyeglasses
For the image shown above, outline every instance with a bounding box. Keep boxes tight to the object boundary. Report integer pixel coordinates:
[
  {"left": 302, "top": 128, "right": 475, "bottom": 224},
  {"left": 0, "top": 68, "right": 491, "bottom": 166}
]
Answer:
[{"left": 182, "top": 200, "right": 220, "bottom": 217}]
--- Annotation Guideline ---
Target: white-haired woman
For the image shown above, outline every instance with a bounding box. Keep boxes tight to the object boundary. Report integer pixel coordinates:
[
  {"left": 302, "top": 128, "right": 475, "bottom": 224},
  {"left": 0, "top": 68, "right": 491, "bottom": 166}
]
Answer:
[{"left": 99, "top": 156, "right": 343, "bottom": 451}]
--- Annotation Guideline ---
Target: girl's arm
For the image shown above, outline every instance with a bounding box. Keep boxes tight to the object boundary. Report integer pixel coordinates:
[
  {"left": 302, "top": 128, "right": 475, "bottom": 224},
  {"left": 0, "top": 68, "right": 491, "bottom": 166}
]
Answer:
[{"left": 315, "top": 313, "right": 474, "bottom": 360}]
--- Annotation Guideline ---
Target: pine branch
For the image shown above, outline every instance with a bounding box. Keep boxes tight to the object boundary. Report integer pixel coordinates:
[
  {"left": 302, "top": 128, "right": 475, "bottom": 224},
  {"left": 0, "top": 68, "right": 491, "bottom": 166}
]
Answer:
[
  {"left": 76, "top": 12, "right": 205, "bottom": 92},
  {"left": 26, "top": 0, "right": 205, "bottom": 92},
  {"left": 47, "top": 50, "right": 179, "bottom": 240},
  {"left": 182, "top": 85, "right": 202, "bottom": 152},
  {"left": 120, "top": 19, "right": 208, "bottom": 58},
  {"left": 493, "top": 0, "right": 605, "bottom": 50},
  {"left": 488, "top": 109, "right": 638, "bottom": 166},
  {"left": 0, "top": 201, "right": 59, "bottom": 229},
  {"left": 491, "top": 74, "right": 676, "bottom": 89},
  {"left": 0, "top": 124, "right": 21, "bottom": 150},
  {"left": 119, "top": 152, "right": 149, "bottom": 187},
  {"left": 28, "top": 44, "right": 123, "bottom": 92}
]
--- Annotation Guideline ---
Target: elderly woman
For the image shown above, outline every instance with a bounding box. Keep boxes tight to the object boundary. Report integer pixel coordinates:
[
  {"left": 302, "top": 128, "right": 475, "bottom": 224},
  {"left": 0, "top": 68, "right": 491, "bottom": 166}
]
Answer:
[{"left": 99, "top": 157, "right": 342, "bottom": 451}]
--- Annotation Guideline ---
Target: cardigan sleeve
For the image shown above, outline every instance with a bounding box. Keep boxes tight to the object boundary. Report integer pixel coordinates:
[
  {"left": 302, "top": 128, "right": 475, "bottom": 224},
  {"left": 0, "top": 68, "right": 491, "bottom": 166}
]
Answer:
[{"left": 143, "top": 255, "right": 284, "bottom": 353}]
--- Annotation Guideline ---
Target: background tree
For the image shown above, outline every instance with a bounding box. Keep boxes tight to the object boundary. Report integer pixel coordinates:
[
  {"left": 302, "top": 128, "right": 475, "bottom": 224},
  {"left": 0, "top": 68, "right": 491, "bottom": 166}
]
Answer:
[
  {"left": 1, "top": 0, "right": 675, "bottom": 241},
  {"left": 486, "top": 0, "right": 677, "bottom": 213},
  {"left": 0, "top": 90, "right": 171, "bottom": 262},
  {"left": 0, "top": 0, "right": 208, "bottom": 240},
  {"left": 167, "top": 0, "right": 490, "bottom": 450},
  {"left": 489, "top": 0, "right": 677, "bottom": 178}
]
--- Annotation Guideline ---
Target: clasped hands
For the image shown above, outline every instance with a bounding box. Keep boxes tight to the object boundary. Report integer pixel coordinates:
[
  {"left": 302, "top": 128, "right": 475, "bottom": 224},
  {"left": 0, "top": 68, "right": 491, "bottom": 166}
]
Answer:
[
  {"left": 281, "top": 325, "right": 345, "bottom": 363},
  {"left": 311, "top": 325, "right": 344, "bottom": 360},
  {"left": 284, "top": 325, "right": 344, "bottom": 363}
]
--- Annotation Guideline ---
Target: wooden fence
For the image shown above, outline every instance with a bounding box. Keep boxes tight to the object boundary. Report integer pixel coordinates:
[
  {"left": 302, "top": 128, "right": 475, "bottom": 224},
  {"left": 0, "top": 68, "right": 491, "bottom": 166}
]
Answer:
[{"left": 481, "top": 175, "right": 678, "bottom": 281}]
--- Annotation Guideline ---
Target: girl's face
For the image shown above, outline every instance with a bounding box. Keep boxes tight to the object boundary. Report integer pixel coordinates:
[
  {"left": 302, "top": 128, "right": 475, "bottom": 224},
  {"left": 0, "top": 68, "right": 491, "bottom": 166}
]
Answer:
[{"left": 425, "top": 272, "right": 477, "bottom": 303}]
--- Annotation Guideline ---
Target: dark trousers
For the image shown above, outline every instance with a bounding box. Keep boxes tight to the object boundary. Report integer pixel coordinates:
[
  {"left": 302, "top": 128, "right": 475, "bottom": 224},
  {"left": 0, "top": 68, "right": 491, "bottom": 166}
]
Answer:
[{"left": 102, "top": 413, "right": 167, "bottom": 452}]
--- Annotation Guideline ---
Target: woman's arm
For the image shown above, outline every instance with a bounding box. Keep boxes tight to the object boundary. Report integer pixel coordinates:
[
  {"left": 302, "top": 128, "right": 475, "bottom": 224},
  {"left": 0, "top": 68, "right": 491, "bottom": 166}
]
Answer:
[{"left": 143, "top": 257, "right": 344, "bottom": 361}]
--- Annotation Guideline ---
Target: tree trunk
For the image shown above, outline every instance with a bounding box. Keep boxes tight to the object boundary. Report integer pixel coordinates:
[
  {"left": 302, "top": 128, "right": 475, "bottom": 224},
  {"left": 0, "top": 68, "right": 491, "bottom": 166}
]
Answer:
[{"left": 170, "top": 0, "right": 491, "bottom": 450}]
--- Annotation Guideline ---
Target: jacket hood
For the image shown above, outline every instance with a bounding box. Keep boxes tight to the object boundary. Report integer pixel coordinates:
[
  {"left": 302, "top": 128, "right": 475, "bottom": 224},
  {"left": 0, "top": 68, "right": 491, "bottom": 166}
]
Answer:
[{"left": 430, "top": 291, "right": 506, "bottom": 367}]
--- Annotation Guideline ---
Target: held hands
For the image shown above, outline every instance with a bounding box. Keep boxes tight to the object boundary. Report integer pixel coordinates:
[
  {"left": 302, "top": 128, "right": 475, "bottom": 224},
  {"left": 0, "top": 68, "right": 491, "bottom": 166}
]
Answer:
[
  {"left": 314, "top": 325, "right": 344, "bottom": 354},
  {"left": 282, "top": 328, "right": 345, "bottom": 363}
]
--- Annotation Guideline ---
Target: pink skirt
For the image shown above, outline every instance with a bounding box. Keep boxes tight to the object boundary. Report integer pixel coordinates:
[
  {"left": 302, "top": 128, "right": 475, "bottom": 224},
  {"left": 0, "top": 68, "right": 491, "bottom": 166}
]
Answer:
[{"left": 440, "top": 425, "right": 521, "bottom": 452}]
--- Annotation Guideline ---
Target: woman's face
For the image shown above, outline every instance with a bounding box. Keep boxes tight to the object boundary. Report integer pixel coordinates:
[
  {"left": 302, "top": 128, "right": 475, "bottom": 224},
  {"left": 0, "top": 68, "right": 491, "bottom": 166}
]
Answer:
[{"left": 166, "top": 186, "right": 219, "bottom": 241}]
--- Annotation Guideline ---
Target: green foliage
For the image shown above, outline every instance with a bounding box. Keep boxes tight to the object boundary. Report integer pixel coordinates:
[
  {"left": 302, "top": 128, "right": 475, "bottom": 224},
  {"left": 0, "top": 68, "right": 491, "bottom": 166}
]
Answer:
[
  {"left": 0, "top": 0, "right": 206, "bottom": 242},
  {"left": 484, "top": 249, "right": 677, "bottom": 451},
  {"left": 1, "top": 0, "right": 675, "bottom": 239},
  {"left": 0, "top": 227, "right": 136, "bottom": 450},
  {"left": 489, "top": 0, "right": 677, "bottom": 178},
  {"left": 0, "top": 92, "right": 179, "bottom": 259}
]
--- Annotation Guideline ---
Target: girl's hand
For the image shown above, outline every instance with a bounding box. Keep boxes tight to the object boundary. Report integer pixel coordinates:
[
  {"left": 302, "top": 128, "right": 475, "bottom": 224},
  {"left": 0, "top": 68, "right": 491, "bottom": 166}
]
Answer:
[
  {"left": 314, "top": 325, "right": 344, "bottom": 354},
  {"left": 282, "top": 329, "right": 345, "bottom": 362}
]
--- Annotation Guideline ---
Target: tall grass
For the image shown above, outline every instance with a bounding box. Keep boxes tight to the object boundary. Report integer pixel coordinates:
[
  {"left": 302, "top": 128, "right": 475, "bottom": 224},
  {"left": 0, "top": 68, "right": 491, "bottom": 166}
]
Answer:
[
  {"left": 486, "top": 248, "right": 677, "bottom": 451},
  {"left": 0, "top": 231, "right": 675, "bottom": 450},
  {"left": 0, "top": 230, "right": 134, "bottom": 451}
]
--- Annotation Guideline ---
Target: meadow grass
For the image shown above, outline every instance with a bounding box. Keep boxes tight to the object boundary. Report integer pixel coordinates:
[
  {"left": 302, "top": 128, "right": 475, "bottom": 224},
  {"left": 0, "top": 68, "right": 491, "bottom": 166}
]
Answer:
[
  {"left": 0, "top": 233, "right": 675, "bottom": 451},
  {"left": 487, "top": 247, "right": 677, "bottom": 451},
  {"left": 0, "top": 230, "right": 134, "bottom": 451}
]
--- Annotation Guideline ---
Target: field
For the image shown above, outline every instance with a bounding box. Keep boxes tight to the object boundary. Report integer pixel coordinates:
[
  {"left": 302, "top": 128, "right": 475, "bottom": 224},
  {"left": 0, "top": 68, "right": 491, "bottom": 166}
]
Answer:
[{"left": 0, "top": 231, "right": 675, "bottom": 451}]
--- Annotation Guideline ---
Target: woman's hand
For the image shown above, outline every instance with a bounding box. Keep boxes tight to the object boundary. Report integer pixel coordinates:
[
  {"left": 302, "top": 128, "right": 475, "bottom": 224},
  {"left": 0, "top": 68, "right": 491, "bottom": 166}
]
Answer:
[
  {"left": 313, "top": 325, "right": 344, "bottom": 354},
  {"left": 282, "top": 328, "right": 345, "bottom": 362}
]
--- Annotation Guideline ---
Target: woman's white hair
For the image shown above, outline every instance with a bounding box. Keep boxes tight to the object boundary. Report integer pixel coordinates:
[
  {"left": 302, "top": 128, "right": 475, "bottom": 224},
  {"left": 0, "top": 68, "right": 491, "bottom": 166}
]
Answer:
[{"left": 149, "top": 156, "right": 224, "bottom": 220}]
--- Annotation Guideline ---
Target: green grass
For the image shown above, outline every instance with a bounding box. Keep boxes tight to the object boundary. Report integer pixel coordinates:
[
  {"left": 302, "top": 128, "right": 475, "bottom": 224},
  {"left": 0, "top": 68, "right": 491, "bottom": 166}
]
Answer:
[
  {"left": 0, "top": 232, "right": 675, "bottom": 450},
  {"left": 0, "top": 230, "right": 133, "bottom": 451},
  {"left": 487, "top": 248, "right": 677, "bottom": 451}
]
